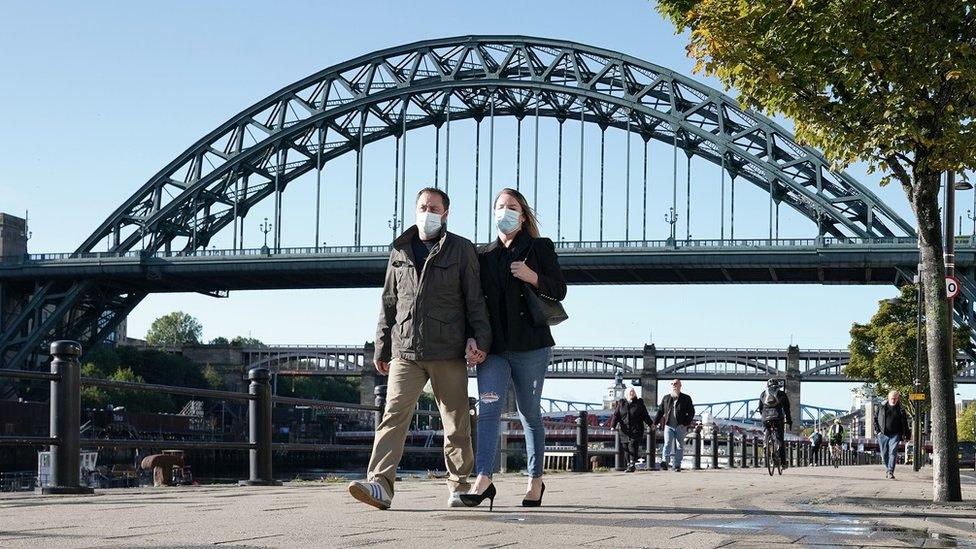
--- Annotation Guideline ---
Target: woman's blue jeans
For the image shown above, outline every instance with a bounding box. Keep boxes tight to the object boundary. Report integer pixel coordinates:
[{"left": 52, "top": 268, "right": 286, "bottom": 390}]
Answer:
[{"left": 474, "top": 347, "right": 552, "bottom": 478}]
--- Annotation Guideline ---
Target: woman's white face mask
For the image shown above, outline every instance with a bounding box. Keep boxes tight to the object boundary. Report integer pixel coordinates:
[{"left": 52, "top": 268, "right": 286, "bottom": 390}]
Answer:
[
  {"left": 416, "top": 211, "right": 443, "bottom": 239},
  {"left": 494, "top": 208, "right": 521, "bottom": 235}
]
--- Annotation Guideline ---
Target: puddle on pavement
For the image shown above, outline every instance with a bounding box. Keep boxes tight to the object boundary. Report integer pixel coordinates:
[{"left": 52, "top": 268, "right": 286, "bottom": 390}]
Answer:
[{"left": 447, "top": 509, "right": 976, "bottom": 547}]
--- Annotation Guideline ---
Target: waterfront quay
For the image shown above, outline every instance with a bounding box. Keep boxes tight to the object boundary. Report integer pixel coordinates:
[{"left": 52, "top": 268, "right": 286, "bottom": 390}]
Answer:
[{"left": 1, "top": 467, "right": 974, "bottom": 548}]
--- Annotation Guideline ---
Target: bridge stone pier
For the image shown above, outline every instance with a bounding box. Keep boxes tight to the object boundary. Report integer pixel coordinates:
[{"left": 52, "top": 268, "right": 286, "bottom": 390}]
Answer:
[
  {"left": 786, "top": 345, "right": 802, "bottom": 434},
  {"left": 641, "top": 344, "right": 658, "bottom": 408}
]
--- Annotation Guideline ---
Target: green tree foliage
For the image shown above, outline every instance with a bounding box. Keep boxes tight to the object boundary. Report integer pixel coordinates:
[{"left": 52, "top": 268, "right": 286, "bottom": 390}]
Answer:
[
  {"left": 656, "top": 0, "right": 975, "bottom": 502},
  {"left": 145, "top": 311, "right": 202, "bottom": 345},
  {"left": 209, "top": 336, "right": 230, "bottom": 345},
  {"left": 275, "top": 375, "right": 359, "bottom": 404},
  {"left": 80, "top": 345, "right": 217, "bottom": 413},
  {"left": 847, "top": 285, "right": 971, "bottom": 416},
  {"left": 230, "top": 336, "right": 265, "bottom": 347},
  {"left": 959, "top": 402, "right": 975, "bottom": 442}
]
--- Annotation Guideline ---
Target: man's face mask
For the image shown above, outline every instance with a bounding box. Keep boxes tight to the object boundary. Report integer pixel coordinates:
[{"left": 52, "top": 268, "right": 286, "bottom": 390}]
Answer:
[
  {"left": 494, "top": 208, "right": 521, "bottom": 235},
  {"left": 416, "top": 211, "right": 443, "bottom": 239}
]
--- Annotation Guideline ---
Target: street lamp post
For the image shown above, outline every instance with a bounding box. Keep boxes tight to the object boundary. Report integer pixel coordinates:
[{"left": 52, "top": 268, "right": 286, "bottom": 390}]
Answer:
[
  {"left": 259, "top": 217, "right": 272, "bottom": 254},
  {"left": 664, "top": 207, "right": 678, "bottom": 244}
]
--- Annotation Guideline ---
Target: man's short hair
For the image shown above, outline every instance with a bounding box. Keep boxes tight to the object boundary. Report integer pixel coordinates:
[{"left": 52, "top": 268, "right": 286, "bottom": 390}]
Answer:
[{"left": 416, "top": 187, "right": 450, "bottom": 210}]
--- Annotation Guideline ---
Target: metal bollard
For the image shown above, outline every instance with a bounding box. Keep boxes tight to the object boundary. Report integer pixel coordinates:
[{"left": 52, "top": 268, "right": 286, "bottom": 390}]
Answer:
[
  {"left": 740, "top": 433, "right": 748, "bottom": 468},
  {"left": 242, "top": 367, "right": 281, "bottom": 486},
  {"left": 752, "top": 435, "right": 760, "bottom": 467},
  {"left": 373, "top": 384, "right": 388, "bottom": 430},
  {"left": 727, "top": 432, "right": 736, "bottom": 468},
  {"left": 711, "top": 429, "right": 719, "bottom": 469},
  {"left": 614, "top": 430, "right": 624, "bottom": 471},
  {"left": 468, "top": 397, "right": 478, "bottom": 460},
  {"left": 44, "top": 341, "right": 93, "bottom": 495},
  {"left": 647, "top": 428, "right": 656, "bottom": 470},
  {"left": 575, "top": 411, "right": 589, "bottom": 472},
  {"left": 693, "top": 426, "right": 702, "bottom": 470}
]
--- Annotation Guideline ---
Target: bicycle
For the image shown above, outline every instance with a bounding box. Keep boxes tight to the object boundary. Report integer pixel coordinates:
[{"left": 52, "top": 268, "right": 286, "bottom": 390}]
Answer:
[
  {"left": 829, "top": 440, "right": 842, "bottom": 468},
  {"left": 763, "top": 421, "right": 783, "bottom": 476}
]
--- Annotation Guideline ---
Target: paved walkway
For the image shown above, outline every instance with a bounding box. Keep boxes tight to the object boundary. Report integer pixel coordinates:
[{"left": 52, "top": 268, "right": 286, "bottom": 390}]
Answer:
[{"left": 1, "top": 466, "right": 975, "bottom": 548}]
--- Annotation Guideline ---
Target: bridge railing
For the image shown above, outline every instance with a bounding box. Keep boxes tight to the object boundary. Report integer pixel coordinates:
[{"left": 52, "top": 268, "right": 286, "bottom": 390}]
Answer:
[
  {"left": 14, "top": 235, "right": 976, "bottom": 265},
  {"left": 0, "top": 340, "right": 445, "bottom": 492}
]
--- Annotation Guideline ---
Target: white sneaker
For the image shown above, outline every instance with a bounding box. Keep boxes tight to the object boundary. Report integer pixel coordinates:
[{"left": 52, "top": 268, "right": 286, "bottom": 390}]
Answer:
[
  {"left": 348, "top": 480, "right": 392, "bottom": 510},
  {"left": 447, "top": 491, "right": 465, "bottom": 508}
]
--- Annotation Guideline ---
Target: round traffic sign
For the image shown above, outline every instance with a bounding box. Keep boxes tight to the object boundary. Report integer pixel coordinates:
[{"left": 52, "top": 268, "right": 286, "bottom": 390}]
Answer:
[{"left": 946, "top": 276, "right": 961, "bottom": 299}]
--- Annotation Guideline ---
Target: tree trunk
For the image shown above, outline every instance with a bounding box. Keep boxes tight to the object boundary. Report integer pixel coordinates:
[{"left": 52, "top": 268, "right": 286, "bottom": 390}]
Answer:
[{"left": 909, "top": 168, "right": 962, "bottom": 502}]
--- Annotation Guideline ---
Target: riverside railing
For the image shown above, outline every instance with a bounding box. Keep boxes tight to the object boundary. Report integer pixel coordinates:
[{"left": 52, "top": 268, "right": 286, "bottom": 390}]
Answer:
[{"left": 0, "top": 341, "right": 447, "bottom": 492}]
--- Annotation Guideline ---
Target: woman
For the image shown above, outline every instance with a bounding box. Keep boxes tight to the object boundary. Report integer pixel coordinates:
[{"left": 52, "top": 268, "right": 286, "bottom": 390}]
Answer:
[
  {"left": 609, "top": 387, "right": 655, "bottom": 472},
  {"left": 460, "top": 187, "right": 567, "bottom": 510}
]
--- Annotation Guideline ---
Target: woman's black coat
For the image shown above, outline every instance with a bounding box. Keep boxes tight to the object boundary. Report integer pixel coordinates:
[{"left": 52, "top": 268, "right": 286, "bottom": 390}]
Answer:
[
  {"left": 610, "top": 398, "right": 655, "bottom": 440},
  {"left": 478, "top": 230, "right": 567, "bottom": 354}
]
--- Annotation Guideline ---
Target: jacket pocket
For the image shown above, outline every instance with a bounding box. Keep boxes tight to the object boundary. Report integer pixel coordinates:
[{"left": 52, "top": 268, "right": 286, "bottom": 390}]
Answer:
[{"left": 426, "top": 311, "right": 464, "bottom": 354}]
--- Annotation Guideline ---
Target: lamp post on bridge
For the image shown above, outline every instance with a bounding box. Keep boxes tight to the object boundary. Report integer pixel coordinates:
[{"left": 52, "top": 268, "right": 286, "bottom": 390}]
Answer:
[
  {"left": 259, "top": 217, "right": 272, "bottom": 255},
  {"left": 664, "top": 207, "right": 678, "bottom": 245}
]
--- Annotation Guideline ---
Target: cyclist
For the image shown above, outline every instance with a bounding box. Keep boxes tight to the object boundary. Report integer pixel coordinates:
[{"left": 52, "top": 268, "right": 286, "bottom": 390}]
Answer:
[
  {"left": 758, "top": 378, "right": 792, "bottom": 468},
  {"left": 828, "top": 418, "right": 845, "bottom": 466}
]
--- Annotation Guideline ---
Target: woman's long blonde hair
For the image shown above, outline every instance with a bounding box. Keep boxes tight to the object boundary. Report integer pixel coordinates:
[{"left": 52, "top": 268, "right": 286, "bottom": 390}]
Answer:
[{"left": 494, "top": 187, "right": 540, "bottom": 238}]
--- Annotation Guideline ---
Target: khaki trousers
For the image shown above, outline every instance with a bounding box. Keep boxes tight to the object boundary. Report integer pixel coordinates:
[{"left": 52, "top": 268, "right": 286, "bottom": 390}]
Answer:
[{"left": 367, "top": 358, "right": 473, "bottom": 495}]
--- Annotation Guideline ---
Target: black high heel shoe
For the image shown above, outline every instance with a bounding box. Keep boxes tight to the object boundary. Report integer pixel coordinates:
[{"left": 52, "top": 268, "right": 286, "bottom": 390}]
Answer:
[
  {"left": 521, "top": 482, "right": 545, "bottom": 507},
  {"left": 458, "top": 483, "right": 496, "bottom": 511}
]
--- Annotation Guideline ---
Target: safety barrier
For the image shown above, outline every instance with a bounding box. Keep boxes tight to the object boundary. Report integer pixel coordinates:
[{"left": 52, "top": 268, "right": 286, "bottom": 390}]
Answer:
[{"left": 0, "top": 341, "right": 450, "bottom": 492}]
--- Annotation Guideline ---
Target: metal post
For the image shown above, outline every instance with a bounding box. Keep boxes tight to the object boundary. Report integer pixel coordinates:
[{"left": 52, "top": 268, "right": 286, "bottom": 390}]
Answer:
[
  {"left": 242, "top": 367, "right": 280, "bottom": 486},
  {"left": 468, "top": 397, "right": 478, "bottom": 461},
  {"left": 625, "top": 115, "right": 631, "bottom": 241},
  {"left": 474, "top": 119, "right": 481, "bottom": 242},
  {"left": 728, "top": 431, "right": 736, "bottom": 468},
  {"left": 576, "top": 411, "right": 589, "bottom": 472},
  {"left": 445, "top": 103, "right": 451, "bottom": 194},
  {"left": 557, "top": 121, "right": 563, "bottom": 241},
  {"left": 693, "top": 426, "right": 702, "bottom": 470},
  {"left": 741, "top": 433, "right": 748, "bottom": 468},
  {"left": 599, "top": 127, "right": 606, "bottom": 241},
  {"left": 373, "top": 384, "right": 387, "bottom": 430},
  {"left": 515, "top": 117, "right": 522, "bottom": 191},
  {"left": 711, "top": 428, "right": 719, "bottom": 469},
  {"left": 44, "top": 341, "right": 92, "bottom": 494},
  {"left": 644, "top": 427, "right": 657, "bottom": 471},
  {"left": 614, "top": 430, "right": 624, "bottom": 471},
  {"left": 579, "top": 108, "right": 585, "bottom": 242},
  {"left": 646, "top": 429, "right": 655, "bottom": 470},
  {"left": 488, "top": 99, "right": 495, "bottom": 243},
  {"left": 752, "top": 435, "right": 760, "bottom": 467}
]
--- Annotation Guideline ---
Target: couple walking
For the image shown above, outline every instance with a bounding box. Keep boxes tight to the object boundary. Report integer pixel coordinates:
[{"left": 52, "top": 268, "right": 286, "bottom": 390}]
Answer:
[
  {"left": 348, "top": 186, "right": 567, "bottom": 511},
  {"left": 610, "top": 380, "right": 695, "bottom": 472}
]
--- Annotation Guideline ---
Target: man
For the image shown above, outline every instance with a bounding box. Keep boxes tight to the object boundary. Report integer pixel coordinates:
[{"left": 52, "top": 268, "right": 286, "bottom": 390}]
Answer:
[
  {"left": 758, "top": 378, "right": 792, "bottom": 467},
  {"left": 827, "top": 418, "right": 845, "bottom": 466},
  {"left": 348, "top": 188, "right": 491, "bottom": 510},
  {"left": 654, "top": 379, "right": 694, "bottom": 471},
  {"left": 874, "top": 389, "right": 910, "bottom": 480},
  {"left": 609, "top": 387, "right": 655, "bottom": 472},
  {"left": 809, "top": 429, "right": 823, "bottom": 466}
]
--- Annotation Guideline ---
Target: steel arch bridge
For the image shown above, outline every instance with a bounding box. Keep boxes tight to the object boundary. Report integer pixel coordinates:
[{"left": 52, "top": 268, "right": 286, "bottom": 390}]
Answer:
[
  {"left": 170, "top": 343, "right": 976, "bottom": 383},
  {"left": 0, "top": 35, "right": 958, "bottom": 373}
]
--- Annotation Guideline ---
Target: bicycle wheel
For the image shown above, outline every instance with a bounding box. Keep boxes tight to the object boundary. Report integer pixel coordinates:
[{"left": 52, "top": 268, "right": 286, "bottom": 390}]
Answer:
[
  {"left": 765, "top": 432, "right": 775, "bottom": 476},
  {"left": 775, "top": 439, "right": 783, "bottom": 475}
]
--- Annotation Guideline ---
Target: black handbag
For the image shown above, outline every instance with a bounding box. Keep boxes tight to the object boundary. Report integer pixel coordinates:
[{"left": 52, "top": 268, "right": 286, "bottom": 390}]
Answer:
[{"left": 522, "top": 239, "right": 569, "bottom": 327}]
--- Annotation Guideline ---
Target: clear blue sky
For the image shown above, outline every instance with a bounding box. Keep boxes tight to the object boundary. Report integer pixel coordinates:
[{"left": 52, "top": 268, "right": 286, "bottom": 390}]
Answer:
[{"left": 3, "top": 0, "right": 974, "bottom": 410}]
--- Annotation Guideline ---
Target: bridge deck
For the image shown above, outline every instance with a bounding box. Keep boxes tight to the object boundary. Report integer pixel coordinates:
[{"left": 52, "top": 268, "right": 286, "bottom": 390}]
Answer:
[
  {"left": 5, "top": 239, "right": 976, "bottom": 289},
  {"left": 1, "top": 468, "right": 973, "bottom": 547}
]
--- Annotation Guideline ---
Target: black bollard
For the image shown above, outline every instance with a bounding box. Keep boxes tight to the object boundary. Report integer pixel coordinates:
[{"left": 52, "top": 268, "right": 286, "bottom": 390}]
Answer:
[
  {"left": 693, "top": 426, "right": 702, "bottom": 470},
  {"left": 711, "top": 428, "right": 719, "bottom": 469},
  {"left": 728, "top": 432, "right": 736, "bottom": 468},
  {"left": 468, "top": 397, "right": 478, "bottom": 460},
  {"left": 752, "top": 435, "right": 760, "bottom": 467},
  {"left": 614, "top": 430, "right": 624, "bottom": 471},
  {"left": 373, "top": 385, "right": 388, "bottom": 430},
  {"left": 575, "top": 411, "right": 589, "bottom": 472},
  {"left": 740, "top": 433, "right": 749, "bottom": 468},
  {"left": 242, "top": 367, "right": 281, "bottom": 486},
  {"left": 647, "top": 428, "right": 656, "bottom": 470},
  {"left": 43, "top": 341, "right": 93, "bottom": 495}
]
